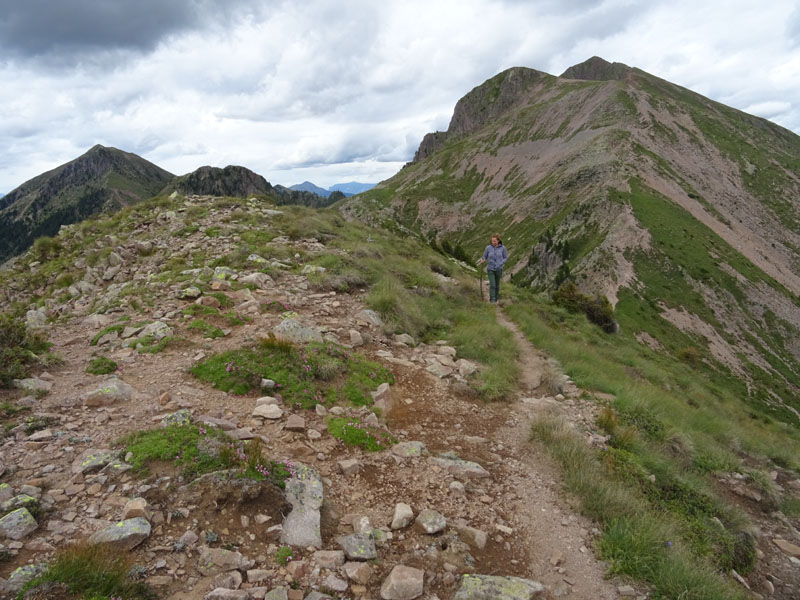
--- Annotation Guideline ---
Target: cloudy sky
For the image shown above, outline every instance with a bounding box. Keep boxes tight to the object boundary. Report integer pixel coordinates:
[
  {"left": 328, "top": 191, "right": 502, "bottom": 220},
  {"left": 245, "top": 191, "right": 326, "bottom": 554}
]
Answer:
[{"left": 1, "top": 0, "right": 799, "bottom": 193}]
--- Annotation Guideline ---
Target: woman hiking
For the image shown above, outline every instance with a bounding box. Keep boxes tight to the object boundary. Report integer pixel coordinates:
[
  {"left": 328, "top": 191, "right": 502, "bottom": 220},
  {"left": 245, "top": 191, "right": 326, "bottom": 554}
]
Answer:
[{"left": 478, "top": 233, "right": 508, "bottom": 303}]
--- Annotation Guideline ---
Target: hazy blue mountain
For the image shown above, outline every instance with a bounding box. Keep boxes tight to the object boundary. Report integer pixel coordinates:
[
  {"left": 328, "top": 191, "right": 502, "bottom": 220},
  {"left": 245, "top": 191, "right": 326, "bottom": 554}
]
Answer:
[
  {"left": 329, "top": 182, "right": 376, "bottom": 195},
  {"left": 289, "top": 181, "right": 331, "bottom": 197}
]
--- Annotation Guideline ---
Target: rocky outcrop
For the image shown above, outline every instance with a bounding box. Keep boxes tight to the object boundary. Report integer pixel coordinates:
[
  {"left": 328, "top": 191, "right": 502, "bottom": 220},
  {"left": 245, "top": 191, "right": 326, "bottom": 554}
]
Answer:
[
  {"left": 559, "top": 56, "right": 632, "bottom": 81},
  {"left": 166, "top": 165, "right": 272, "bottom": 198}
]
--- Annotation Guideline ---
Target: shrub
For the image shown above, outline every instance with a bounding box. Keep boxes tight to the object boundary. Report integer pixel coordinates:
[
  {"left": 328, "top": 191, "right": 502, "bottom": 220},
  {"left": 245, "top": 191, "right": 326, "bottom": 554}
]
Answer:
[{"left": 552, "top": 282, "right": 617, "bottom": 332}]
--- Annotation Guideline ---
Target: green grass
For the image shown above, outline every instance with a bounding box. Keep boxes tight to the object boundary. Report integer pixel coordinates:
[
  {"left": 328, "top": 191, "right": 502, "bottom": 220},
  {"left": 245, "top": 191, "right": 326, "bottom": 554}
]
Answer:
[
  {"left": 86, "top": 356, "right": 118, "bottom": 375},
  {"left": 122, "top": 424, "right": 233, "bottom": 480},
  {"left": 121, "top": 424, "right": 292, "bottom": 488},
  {"left": 327, "top": 416, "right": 396, "bottom": 451},
  {"left": 130, "top": 335, "right": 182, "bottom": 354},
  {"left": 505, "top": 287, "right": 800, "bottom": 595},
  {"left": 191, "top": 338, "right": 394, "bottom": 407},
  {"left": 0, "top": 313, "right": 51, "bottom": 387},
  {"left": 532, "top": 413, "right": 746, "bottom": 599},
  {"left": 188, "top": 319, "right": 225, "bottom": 339},
  {"left": 89, "top": 324, "right": 125, "bottom": 346},
  {"left": 19, "top": 542, "right": 155, "bottom": 600},
  {"left": 182, "top": 304, "right": 219, "bottom": 317},
  {"left": 780, "top": 496, "right": 800, "bottom": 518},
  {"left": 275, "top": 545, "right": 295, "bottom": 566}
]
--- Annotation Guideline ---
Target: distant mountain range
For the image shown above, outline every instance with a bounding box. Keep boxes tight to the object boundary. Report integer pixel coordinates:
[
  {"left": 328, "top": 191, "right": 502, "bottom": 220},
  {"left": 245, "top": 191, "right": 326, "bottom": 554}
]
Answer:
[{"left": 289, "top": 181, "right": 375, "bottom": 197}]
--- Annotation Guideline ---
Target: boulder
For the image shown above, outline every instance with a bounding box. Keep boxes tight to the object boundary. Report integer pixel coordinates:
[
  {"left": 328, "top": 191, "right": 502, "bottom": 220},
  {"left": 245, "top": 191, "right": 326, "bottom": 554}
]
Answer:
[
  {"left": 431, "top": 456, "right": 490, "bottom": 479},
  {"left": 273, "top": 319, "right": 323, "bottom": 344},
  {"left": 13, "top": 377, "right": 52, "bottom": 394},
  {"left": 338, "top": 459, "right": 360, "bottom": 476},
  {"left": 394, "top": 333, "right": 416, "bottom": 346},
  {"left": 0, "top": 508, "right": 38, "bottom": 540},
  {"left": 454, "top": 575, "right": 545, "bottom": 599},
  {"left": 162, "top": 408, "right": 192, "bottom": 427},
  {"left": 344, "top": 561, "right": 374, "bottom": 584},
  {"left": 313, "top": 550, "right": 345, "bottom": 568},
  {"left": 391, "top": 503, "right": 414, "bottom": 530},
  {"left": 392, "top": 441, "right": 428, "bottom": 458},
  {"left": 197, "top": 546, "right": 255, "bottom": 576},
  {"left": 1, "top": 494, "right": 39, "bottom": 516},
  {"left": 337, "top": 533, "right": 378, "bottom": 561},
  {"left": 285, "top": 414, "right": 305, "bottom": 432},
  {"left": 179, "top": 286, "right": 202, "bottom": 299},
  {"left": 253, "top": 404, "right": 283, "bottom": 419},
  {"left": 88, "top": 517, "right": 151, "bottom": 551},
  {"left": 240, "top": 272, "right": 274, "bottom": 289},
  {"left": 205, "top": 589, "right": 250, "bottom": 599},
  {"left": 81, "top": 377, "right": 136, "bottom": 407},
  {"left": 355, "top": 309, "right": 383, "bottom": 327},
  {"left": 6, "top": 564, "right": 44, "bottom": 592},
  {"left": 72, "top": 449, "right": 117, "bottom": 474},
  {"left": 415, "top": 509, "right": 446, "bottom": 534},
  {"left": 139, "top": 321, "right": 172, "bottom": 340},
  {"left": 280, "top": 464, "right": 324, "bottom": 548},
  {"left": 122, "top": 498, "right": 151, "bottom": 520},
  {"left": 380, "top": 565, "right": 424, "bottom": 600},
  {"left": 25, "top": 308, "right": 47, "bottom": 329}
]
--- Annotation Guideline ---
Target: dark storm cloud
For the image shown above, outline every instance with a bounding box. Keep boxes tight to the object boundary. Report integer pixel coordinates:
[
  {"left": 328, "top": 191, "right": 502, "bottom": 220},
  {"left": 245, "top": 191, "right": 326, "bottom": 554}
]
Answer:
[{"left": 0, "top": 0, "right": 268, "bottom": 64}]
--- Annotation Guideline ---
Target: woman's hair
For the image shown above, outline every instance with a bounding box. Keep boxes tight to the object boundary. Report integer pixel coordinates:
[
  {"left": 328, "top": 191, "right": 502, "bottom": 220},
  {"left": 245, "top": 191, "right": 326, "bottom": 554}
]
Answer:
[{"left": 491, "top": 233, "right": 503, "bottom": 245}]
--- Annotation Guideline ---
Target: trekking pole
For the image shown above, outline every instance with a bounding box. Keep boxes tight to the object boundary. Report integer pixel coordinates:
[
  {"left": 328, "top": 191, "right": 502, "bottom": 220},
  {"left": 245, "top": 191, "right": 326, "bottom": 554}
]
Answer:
[{"left": 478, "top": 261, "right": 485, "bottom": 301}]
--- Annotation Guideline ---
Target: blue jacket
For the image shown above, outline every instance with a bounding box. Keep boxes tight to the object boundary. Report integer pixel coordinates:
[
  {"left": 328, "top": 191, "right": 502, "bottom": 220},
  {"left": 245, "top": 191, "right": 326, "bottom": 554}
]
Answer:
[{"left": 482, "top": 243, "right": 508, "bottom": 271}]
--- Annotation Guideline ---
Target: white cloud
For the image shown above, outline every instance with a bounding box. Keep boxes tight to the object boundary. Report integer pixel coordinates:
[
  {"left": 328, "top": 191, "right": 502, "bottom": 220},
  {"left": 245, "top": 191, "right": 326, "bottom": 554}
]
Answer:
[{"left": 1, "top": 0, "right": 799, "bottom": 192}]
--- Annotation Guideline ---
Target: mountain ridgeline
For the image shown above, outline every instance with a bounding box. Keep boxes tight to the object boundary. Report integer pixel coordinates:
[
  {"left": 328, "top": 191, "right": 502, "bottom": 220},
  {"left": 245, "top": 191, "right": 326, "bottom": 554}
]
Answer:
[
  {"left": 345, "top": 57, "right": 800, "bottom": 426},
  {"left": 0, "top": 150, "right": 348, "bottom": 265}
]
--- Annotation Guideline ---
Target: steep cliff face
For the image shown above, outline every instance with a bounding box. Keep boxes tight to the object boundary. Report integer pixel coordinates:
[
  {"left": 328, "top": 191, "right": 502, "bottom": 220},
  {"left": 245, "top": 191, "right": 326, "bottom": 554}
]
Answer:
[
  {"left": 344, "top": 57, "right": 800, "bottom": 424},
  {"left": 0, "top": 145, "right": 174, "bottom": 263}
]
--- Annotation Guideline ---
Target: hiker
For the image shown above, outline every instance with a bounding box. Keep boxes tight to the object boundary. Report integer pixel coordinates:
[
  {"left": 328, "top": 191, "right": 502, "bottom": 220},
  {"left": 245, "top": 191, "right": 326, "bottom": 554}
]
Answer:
[{"left": 478, "top": 233, "right": 508, "bottom": 303}]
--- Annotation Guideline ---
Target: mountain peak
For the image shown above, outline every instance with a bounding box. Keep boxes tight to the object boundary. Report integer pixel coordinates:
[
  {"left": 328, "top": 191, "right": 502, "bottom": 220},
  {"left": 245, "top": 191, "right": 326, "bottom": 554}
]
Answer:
[
  {"left": 560, "top": 56, "right": 632, "bottom": 81},
  {"left": 414, "top": 66, "right": 549, "bottom": 162}
]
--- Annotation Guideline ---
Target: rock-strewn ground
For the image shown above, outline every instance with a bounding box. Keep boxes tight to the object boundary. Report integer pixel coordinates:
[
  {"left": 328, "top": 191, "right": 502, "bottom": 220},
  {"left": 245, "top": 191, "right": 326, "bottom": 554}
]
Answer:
[{"left": 2, "top": 197, "right": 796, "bottom": 599}]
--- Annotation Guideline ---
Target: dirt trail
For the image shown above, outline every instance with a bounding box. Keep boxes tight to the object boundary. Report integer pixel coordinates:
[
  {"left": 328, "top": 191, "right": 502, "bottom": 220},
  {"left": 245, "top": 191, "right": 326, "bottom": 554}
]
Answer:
[{"left": 1, "top": 280, "right": 625, "bottom": 599}]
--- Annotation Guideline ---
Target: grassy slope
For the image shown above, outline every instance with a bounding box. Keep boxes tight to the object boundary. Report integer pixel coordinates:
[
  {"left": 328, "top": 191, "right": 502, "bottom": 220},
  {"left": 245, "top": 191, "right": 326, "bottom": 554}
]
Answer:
[{"left": 506, "top": 288, "right": 800, "bottom": 598}]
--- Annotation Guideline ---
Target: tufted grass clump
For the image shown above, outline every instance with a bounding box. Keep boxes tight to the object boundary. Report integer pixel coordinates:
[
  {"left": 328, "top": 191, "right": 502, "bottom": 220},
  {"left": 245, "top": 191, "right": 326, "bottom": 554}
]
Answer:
[
  {"left": 86, "top": 356, "right": 118, "bottom": 375},
  {"left": 19, "top": 541, "right": 155, "bottom": 599},
  {"left": 327, "top": 416, "right": 396, "bottom": 451},
  {"left": 188, "top": 319, "right": 225, "bottom": 339},
  {"left": 0, "top": 313, "right": 51, "bottom": 387},
  {"left": 191, "top": 339, "right": 394, "bottom": 407}
]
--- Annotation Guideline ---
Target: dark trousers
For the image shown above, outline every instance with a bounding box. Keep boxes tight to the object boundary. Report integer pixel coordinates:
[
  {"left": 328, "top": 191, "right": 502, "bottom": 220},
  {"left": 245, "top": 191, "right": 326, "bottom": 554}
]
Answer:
[{"left": 487, "top": 269, "right": 502, "bottom": 302}]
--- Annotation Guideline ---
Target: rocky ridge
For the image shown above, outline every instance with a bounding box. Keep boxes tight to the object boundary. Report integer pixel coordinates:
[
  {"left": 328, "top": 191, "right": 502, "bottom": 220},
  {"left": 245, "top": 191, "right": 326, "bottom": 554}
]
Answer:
[{"left": 0, "top": 195, "right": 797, "bottom": 599}]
